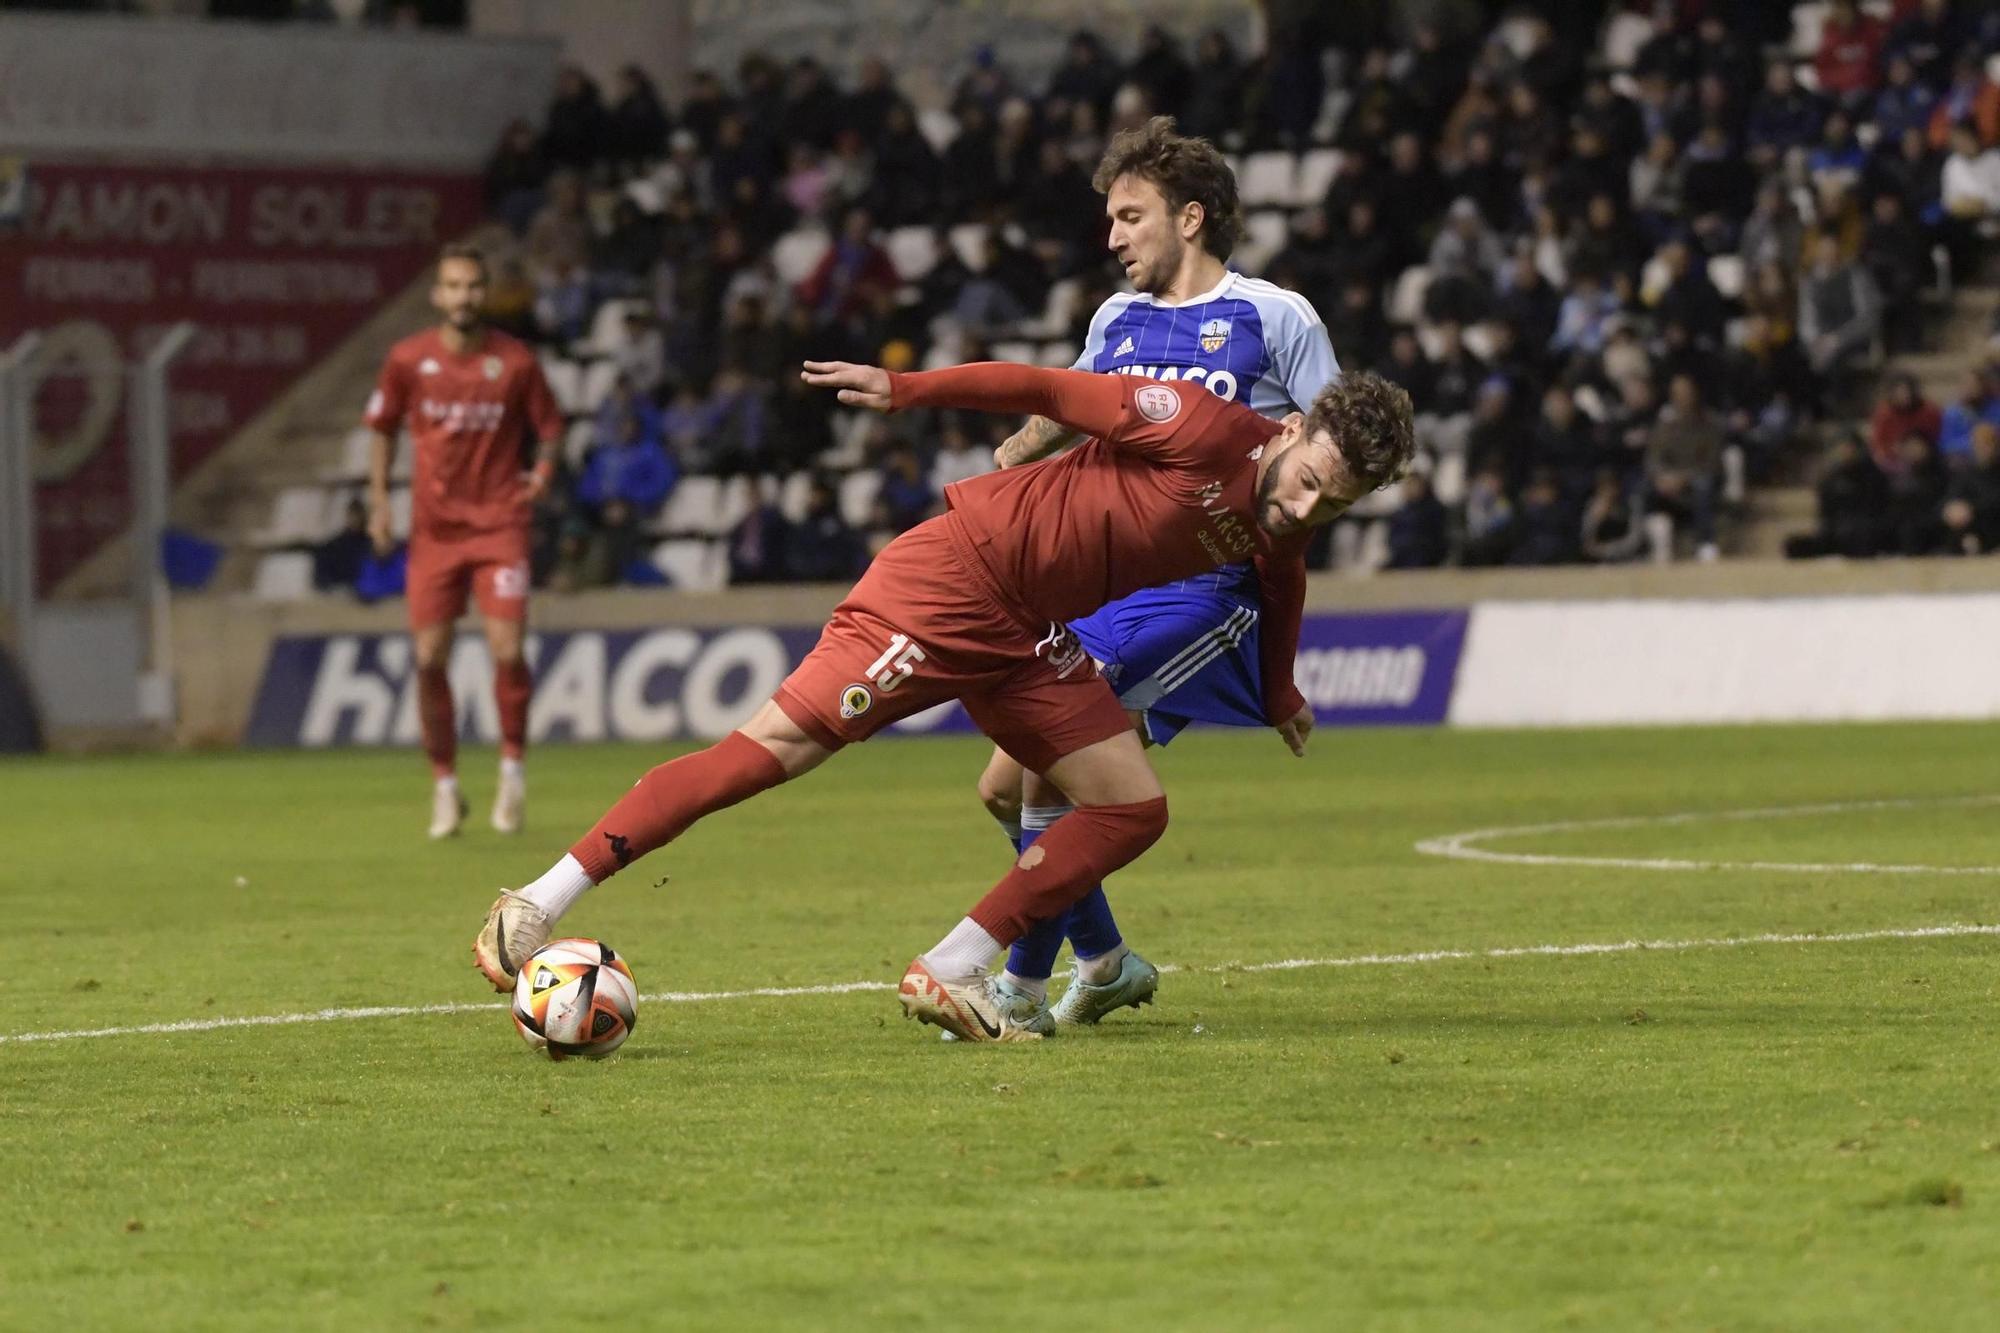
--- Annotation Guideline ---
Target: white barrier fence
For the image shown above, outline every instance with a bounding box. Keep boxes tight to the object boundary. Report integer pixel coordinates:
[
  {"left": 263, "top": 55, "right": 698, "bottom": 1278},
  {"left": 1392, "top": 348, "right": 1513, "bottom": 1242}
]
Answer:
[{"left": 1451, "top": 593, "right": 2000, "bottom": 727}]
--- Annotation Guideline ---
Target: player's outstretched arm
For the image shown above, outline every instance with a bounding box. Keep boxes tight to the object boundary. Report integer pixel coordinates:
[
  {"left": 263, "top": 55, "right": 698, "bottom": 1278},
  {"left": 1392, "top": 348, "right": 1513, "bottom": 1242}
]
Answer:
[
  {"left": 803, "top": 360, "right": 1128, "bottom": 440},
  {"left": 996, "top": 415, "right": 1081, "bottom": 468},
  {"left": 1254, "top": 548, "right": 1311, "bottom": 756},
  {"left": 365, "top": 430, "right": 397, "bottom": 554}
]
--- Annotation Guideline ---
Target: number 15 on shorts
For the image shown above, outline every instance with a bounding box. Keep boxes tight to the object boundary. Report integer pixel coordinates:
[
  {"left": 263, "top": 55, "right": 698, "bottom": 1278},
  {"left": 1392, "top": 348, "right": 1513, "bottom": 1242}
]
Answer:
[{"left": 865, "top": 633, "right": 927, "bottom": 692}]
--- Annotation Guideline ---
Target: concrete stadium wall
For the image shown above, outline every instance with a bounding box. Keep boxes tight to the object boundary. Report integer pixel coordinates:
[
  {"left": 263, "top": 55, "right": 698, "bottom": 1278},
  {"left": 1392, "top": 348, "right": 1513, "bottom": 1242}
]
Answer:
[{"left": 166, "top": 558, "right": 2000, "bottom": 750}]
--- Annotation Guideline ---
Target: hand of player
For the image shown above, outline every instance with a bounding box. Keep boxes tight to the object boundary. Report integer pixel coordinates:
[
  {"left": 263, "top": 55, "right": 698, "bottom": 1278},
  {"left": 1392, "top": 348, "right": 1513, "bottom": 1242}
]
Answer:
[
  {"left": 801, "top": 361, "right": 893, "bottom": 411},
  {"left": 366, "top": 501, "right": 394, "bottom": 556},
  {"left": 1275, "top": 704, "right": 1313, "bottom": 757}
]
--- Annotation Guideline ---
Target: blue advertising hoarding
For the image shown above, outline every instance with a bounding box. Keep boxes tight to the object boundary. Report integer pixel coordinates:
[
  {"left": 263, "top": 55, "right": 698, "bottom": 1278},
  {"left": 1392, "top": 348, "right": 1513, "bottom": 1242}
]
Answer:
[{"left": 243, "top": 610, "right": 1467, "bottom": 748}]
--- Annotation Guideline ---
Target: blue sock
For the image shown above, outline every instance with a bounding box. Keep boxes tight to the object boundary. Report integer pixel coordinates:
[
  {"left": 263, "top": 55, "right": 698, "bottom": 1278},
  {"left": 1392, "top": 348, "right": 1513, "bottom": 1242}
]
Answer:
[
  {"left": 1004, "top": 806, "right": 1069, "bottom": 980},
  {"left": 1064, "top": 886, "right": 1124, "bottom": 960}
]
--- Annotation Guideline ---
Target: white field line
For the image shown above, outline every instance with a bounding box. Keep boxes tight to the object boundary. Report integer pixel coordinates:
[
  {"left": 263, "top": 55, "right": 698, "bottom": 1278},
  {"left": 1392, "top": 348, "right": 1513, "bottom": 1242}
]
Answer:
[
  {"left": 1413, "top": 794, "right": 2000, "bottom": 876},
  {"left": 5, "top": 922, "right": 1998, "bottom": 1048}
]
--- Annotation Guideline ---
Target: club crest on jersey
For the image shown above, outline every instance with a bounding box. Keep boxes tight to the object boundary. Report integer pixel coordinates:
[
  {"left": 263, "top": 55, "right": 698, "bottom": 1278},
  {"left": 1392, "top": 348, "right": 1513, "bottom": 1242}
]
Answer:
[
  {"left": 1199, "top": 318, "right": 1232, "bottom": 353},
  {"left": 419, "top": 358, "right": 441, "bottom": 375},
  {"left": 1134, "top": 384, "right": 1181, "bottom": 423},
  {"left": 1114, "top": 335, "right": 1135, "bottom": 358},
  {"left": 483, "top": 356, "right": 503, "bottom": 380},
  {"left": 838, "top": 683, "right": 872, "bottom": 719}
]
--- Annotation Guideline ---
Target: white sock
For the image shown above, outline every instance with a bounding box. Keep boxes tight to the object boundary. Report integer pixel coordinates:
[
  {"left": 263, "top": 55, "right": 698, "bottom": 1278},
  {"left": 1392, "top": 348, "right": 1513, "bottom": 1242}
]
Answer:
[
  {"left": 434, "top": 774, "right": 459, "bottom": 795},
  {"left": 991, "top": 812, "right": 1024, "bottom": 844},
  {"left": 499, "top": 756, "right": 525, "bottom": 783},
  {"left": 1021, "top": 802, "right": 1073, "bottom": 833},
  {"left": 924, "top": 917, "right": 1001, "bottom": 978},
  {"left": 1000, "top": 970, "right": 1048, "bottom": 1005},
  {"left": 518, "top": 853, "right": 594, "bottom": 923},
  {"left": 1076, "top": 942, "right": 1129, "bottom": 986}
]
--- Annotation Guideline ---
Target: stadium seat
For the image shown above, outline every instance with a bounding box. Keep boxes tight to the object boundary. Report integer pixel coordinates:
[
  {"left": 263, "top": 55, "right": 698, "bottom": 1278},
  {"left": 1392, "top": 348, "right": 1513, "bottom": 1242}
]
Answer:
[
  {"left": 715, "top": 475, "right": 755, "bottom": 535},
  {"left": 916, "top": 107, "right": 960, "bottom": 153},
  {"left": 624, "top": 177, "right": 665, "bottom": 215},
  {"left": 886, "top": 226, "right": 941, "bottom": 280},
  {"left": 323, "top": 427, "right": 373, "bottom": 481},
  {"left": 1388, "top": 265, "right": 1432, "bottom": 325},
  {"left": 1236, "top": 210, "right": 1290, "bottom": 276},
  {"left": 1039, "top": 341, "right": 1078, "bottom": 366},
  {"left": 1296, "top": 148, "right": 1344, "bottom": 207},
  {"left": 251, "top": 551, "right": 315, "bottom": 602},
  {"left": 540, "top": 355, "right": 584, "bottom": 415},
  {"left": 1238, "top": 151, "right": 1299, "bottom": 208},
  {"left": 779, "top": 469, "right": 813, "bottom": 522},
  {"left": 656, "top": 475, "right": 722, "bottom": 536},
  {"left": 947, "top": 223, "right": 992, "bottom": 273},
  {"left": 838, "top": 470, "right": 882, "bottom": 529},
  {"left": 990, "top": 339, "right": 1037, "bottom": 365},
  {"left": 254, "top": 485, "right": 339, "bottom": 546},
  {"left": 563, "top": 418, "right": 596, "bottom": 469},
  {"left": 650, "top": 539, "right": 727, "bottom": 591},
  {"left": 771, "top": 228, "right": 832, "bottom": 287},
  {"left": 388, "top": 486, "right": 412, "bottom": 539},
  {"left": 577, "top": 360, "right": 622, "bottom": 415},
  {"left": 1706, "top": 254, "right": 1746, "bottom": 301},
  {"left": 1788, "top": 3, "right": 1828, "bottom": 59},
  {"left": 578, "top": 299, "right": 640, "bottom": 357}
]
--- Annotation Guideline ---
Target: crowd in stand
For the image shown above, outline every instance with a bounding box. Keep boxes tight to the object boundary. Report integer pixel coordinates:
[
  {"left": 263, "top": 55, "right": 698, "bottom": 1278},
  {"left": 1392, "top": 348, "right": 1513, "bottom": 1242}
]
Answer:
[{"left": 313, "top": 3, "right": 2000, "bottom": 596}]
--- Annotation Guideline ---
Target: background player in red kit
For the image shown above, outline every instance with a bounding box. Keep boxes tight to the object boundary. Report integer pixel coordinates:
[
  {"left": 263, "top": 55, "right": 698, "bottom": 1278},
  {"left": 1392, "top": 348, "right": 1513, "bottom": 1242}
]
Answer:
[
  {"left": 363, "top": 243, "right": 564, "bottom": 839},
  {"left": 474, "top": 357, "right": 1414, "bottom": 1041}
]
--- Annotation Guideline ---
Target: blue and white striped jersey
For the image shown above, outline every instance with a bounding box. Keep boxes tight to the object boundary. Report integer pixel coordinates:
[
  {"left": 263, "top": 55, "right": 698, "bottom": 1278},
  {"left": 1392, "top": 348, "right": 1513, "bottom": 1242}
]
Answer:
[{"left": 1072, "top": 270, "right": 1338, "bottom": 596}]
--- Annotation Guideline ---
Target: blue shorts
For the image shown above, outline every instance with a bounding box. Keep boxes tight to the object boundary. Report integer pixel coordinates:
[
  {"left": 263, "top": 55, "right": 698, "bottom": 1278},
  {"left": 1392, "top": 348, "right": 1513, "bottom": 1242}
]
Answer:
[{"left": 1069, "top": 574, "right": 1266, "bottom": 747}]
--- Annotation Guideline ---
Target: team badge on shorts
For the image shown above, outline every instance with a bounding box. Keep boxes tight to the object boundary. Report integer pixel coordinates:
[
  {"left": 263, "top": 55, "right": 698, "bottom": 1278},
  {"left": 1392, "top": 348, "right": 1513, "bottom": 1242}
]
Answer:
[
  {"left": 1199, "top": 317, "right": 1232, "bottom": 352},
  {"left": 838, "top": 683, "right": 873, "bottom": 719},
  {"left": 1135, "top": 384, "right": 1181, "bottom": 423},
  {"left": 483, "top": 356, "right": 504, "bottom": 380}
]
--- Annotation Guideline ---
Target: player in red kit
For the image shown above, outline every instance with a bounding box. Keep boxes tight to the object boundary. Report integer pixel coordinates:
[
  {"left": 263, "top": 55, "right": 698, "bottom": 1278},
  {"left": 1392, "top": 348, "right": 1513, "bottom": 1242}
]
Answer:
[
  {"left": 473, "top": 357, "right": 1414, "bottom": 1041},
  {"left": 363, "top": 243, "right": 564, "bottom": 839}
]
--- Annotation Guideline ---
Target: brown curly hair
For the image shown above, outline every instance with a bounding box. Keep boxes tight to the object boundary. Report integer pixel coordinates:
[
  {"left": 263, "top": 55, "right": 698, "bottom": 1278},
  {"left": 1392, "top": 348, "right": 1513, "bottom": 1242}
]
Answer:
[
  {"left": 1305, "top": 372, "right": 1417, "bottom": 494},
  {"left": 1092, "top": 115, "right": 1245, "bottom": 260}
]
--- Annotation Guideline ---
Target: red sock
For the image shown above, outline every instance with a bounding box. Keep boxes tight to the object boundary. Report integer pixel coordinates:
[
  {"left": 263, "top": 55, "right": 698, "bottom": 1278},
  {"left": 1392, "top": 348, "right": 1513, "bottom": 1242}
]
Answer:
[
  {"left": 570, "top": 731, "right": 789, "bottom": 882},
  {"left": 416, "top": 665, "right": 456, "bottom": 778},
  {"left": 494, "top": 658, "right": 532, "bottom": 761},
  {"left": 967, "top": 798, "right": 1168, "bottom": 945}
]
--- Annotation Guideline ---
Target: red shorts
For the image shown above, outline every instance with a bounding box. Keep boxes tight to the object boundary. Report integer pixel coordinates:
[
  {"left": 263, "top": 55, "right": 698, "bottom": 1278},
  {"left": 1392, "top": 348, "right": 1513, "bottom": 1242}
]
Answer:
[
  {"left": 774, "top": 517, "right": 1130, "bottom": 774},
  {"left": 406, "top": 524, "right": 531, "bottom": 629}
]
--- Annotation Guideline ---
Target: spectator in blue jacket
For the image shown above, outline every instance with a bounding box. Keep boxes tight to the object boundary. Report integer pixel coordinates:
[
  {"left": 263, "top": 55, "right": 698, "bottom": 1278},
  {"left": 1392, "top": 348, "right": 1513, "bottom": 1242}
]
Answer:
[{"left": 577, "top": 401, "right": 678, "bottom": 515}]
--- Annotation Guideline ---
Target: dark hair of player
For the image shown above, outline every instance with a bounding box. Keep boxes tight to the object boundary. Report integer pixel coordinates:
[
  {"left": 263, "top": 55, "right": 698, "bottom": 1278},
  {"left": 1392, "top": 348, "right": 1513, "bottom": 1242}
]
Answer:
[
  {"left": 1307, "top": 372, "right": 1418, "bottom": 493},
  {"left": 1091, "top": 115, "right": 1245, "bottom": 261},
  {"left": 437, "top": 241, "right": 488, "bottom": 278}
]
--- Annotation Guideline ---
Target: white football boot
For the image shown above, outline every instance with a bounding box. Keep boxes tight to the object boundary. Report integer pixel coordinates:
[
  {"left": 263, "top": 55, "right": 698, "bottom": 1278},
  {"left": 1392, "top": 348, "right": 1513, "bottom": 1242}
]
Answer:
[
  {"left": 428, "top": 782, "right": 467, "bottom": 840},
  {"left": 472, "top": 889, "right": 551, "bottom": 991},
  {"left": 898, "top": 958, "right": 1044, "bottom": 1042},
  {"left": 491, "top": 769, "right": 525, "bottom": 834},
  {"left": 1051, "top": 950, "right": 1160, "bottom": 1026}
]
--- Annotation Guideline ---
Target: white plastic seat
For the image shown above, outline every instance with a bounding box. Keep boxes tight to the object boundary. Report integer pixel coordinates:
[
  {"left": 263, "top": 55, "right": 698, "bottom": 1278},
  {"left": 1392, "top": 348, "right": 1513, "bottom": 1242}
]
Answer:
[
  {"left": 540, "top": 355, "right": 584, "bottom": 415},
  {"left": 563, "top": 418, "right": 596, "bottom": 469},
  {"left": 1388, "top": 265, "right": 1432, "bottom": 325},
  {"left": 388, "top": 486, "right": 412, "bottom": 539},
  {"left": 711, "top": 475, "right": 755, "bottom": 536},
  {"left": 650, "top": 539, "right": 727, "bottom": 591},
  {"left": 579, "top": 299, "right": 639, "bottom": 357},
  {"left": 886, "top": 226, "right": 941, "bottom": 280},
  {"left": 1296, "top": 148, "right": 1344, "bottom": 206},
  {"left": 575, "top": 360, "right": 621, "bottom": 415},
  {"left": 656, "top": 474, "right": 722, "bottom": 535},
  {"left": 838, "top": 470, "right": 882, "bottom": 529},
  {"left": 251, "top": 551, "right": 315, "bottom": 601},
  {"left": 1707, "top": 254, "right": 1747, "bottom": 300},
  {"left": 916, "top": 108, "right": 960, "bottom": 153},
  {"left": 1235, "top": 210, "right": 1291, "bottom": 276},
  {"left": 778, "top": 469, "right": 813, "bottom": 522},
  {"left": 323, "top": 427, "right": 373, "bottom": 481},
  {"left": 771, "top": 227, "right": 833, "bottom": 286},
  {"left": 1238, "top": 151, "right": 1299, "bottom": 208},
  {"left": 257, "top": 485, "right": 338, "bottom": 546},
  {"left": 1039, "top": 341, "right": 1079, "bottom": 367},
  {"left": 948, "top": 223, "right": 991, "bottom": 273},
  {"left": 990, "top": 339, "right": 1038, "bottom": 365}
]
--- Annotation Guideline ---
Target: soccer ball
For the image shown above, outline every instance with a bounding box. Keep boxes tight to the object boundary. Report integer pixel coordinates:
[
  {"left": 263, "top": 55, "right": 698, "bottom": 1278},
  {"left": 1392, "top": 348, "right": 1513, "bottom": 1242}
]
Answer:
[{"left": 511, "top": 938, "right": 638, "bottom": 1060}]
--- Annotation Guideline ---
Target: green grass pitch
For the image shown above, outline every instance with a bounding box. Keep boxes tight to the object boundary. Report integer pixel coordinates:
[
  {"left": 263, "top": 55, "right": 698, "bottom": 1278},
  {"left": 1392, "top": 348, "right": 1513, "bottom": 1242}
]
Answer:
[{"left": 4, "top": 721, "right": 2000, "bottom": 1330}]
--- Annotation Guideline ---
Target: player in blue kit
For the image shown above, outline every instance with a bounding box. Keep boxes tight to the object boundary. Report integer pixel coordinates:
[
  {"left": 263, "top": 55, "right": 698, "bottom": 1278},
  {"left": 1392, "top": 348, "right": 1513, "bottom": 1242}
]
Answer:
[{"left": 972, "top": 117, "right": 1339, "bottom": 1031}]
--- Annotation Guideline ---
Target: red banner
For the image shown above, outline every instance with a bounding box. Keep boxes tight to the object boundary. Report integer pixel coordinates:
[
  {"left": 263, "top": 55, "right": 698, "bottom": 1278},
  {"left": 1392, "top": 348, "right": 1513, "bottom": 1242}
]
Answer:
[{"left": 0, "top": 159, "right": 483, "bottom": 594}]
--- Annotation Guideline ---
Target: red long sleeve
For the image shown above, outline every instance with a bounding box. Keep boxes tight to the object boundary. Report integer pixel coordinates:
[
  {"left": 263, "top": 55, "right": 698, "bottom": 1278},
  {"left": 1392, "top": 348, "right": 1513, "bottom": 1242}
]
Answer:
[
  {"left": 1253, "top": 547, "right": 1308, "bottom": 725},
  {"left": 889, "top": 363, "right": 1129, "bottom": 441}
]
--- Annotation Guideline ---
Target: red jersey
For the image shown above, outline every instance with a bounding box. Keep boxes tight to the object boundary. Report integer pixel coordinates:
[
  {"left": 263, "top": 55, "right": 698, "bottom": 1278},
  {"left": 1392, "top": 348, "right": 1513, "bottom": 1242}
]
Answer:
[
  {"left": 363, "top": 328, "right": 562, "bottom": 534},
  {"left": 888, "top": 363, "right": 1309, "bottom": 722}
]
